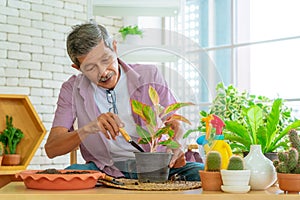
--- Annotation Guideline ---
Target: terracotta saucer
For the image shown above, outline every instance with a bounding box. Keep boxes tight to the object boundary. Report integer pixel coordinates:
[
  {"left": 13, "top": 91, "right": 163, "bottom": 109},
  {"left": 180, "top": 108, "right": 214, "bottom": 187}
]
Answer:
[{"left": 16, "top": 169, "right": 105, "bottom": 190}]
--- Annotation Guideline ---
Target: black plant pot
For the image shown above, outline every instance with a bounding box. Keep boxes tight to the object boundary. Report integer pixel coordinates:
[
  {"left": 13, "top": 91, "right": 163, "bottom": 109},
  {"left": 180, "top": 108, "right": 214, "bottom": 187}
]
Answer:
[{"left": 134, "top": 152, "right": 172, "bottom": 183}]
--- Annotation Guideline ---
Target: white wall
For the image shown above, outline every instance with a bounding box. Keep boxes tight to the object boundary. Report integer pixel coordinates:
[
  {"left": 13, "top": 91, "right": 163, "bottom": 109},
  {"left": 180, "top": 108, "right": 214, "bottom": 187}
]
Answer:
[{"left": 0, "top": 0, "right": 122, "bottom": 169}]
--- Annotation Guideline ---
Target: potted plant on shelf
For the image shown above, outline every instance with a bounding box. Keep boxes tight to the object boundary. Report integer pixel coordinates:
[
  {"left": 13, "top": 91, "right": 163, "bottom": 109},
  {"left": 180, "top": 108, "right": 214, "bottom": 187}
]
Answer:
[
  {"left": 273, "top": 129, "right": 300, "bottom": 193},
  {"left": 220, "top": 155, "right": 251, "bottom": 193},
  {"left": 131, "top": 85, "right": 194, "bottom": 183},
  {"left": 0, "top": 115, "right": 24, "bottom": 165},
  {"left": 199, "top": 150, "right": 223, "bottom": 191},
  {"left": 118, "top": 25, "right": 143, "bottom": 44}
]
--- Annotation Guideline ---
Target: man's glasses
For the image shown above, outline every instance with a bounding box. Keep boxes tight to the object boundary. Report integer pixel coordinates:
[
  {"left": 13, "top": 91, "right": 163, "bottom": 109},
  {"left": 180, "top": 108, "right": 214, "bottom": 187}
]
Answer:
[{"left": 106, "top": 89, "right": 118, "bottom": 114}]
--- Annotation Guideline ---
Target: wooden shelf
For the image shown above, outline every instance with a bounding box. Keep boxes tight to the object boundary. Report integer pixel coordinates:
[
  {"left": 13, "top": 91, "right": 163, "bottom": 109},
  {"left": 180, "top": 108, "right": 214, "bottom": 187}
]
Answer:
[{"left": 0, "top": 94, "right": 47, "bottom": 171}]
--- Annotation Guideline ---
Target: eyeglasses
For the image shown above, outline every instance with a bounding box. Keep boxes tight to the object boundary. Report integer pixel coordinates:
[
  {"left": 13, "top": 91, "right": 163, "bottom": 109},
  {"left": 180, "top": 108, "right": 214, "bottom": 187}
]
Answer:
[{"left": 106, "top": 89, "right": 118, "bottom": 114}]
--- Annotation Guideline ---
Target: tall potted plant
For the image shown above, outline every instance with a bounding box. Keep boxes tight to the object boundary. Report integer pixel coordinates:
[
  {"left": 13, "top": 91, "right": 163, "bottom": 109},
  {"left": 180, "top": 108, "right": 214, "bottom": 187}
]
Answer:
[
  {"left": 0, "top": 115, "right": 24, "bottom": 165},
  {"left": 131, "top": 85, "right": 194, "bottom": 183}
]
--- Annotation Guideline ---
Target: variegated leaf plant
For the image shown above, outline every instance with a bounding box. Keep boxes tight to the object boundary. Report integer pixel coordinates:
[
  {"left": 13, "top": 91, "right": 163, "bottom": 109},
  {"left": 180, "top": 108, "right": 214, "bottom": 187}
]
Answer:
[{"left": 131, "top": 85, "right": 194, "bottom": 152}]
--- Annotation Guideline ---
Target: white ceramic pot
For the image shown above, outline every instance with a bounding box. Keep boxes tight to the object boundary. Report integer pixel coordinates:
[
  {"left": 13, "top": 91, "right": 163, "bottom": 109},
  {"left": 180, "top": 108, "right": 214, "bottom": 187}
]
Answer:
[
  {"left": 244, "top": 145, "right": 277, "bottom": 190},
  {"left": 221, "top": 169, "right": 251, "bottom": 186}
]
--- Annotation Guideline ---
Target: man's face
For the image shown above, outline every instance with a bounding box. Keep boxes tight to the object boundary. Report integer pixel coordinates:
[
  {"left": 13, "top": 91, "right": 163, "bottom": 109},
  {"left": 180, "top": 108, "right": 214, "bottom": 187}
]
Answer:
[{"left": 76, "top": 40, "right": 119, "bottom": 89}]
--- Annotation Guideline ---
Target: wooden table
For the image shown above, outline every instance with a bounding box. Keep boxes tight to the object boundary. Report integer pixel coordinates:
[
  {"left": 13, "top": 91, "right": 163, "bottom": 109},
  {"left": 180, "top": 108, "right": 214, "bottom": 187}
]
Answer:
[{"left": 0, "top": 182, "right": 299, "bottom": 200}]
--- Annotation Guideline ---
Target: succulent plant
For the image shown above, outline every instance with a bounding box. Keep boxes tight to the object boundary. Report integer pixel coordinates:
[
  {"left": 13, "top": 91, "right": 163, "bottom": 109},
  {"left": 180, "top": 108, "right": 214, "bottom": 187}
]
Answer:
[
  {"left": 205, "top": 151, "right": 221, "bottom": 171},
  {"left": 227, "top": 155, "right": 245, "bottom": 170},
  {"left": 273, "top": 129, "right": 300, "bottom": 174}
]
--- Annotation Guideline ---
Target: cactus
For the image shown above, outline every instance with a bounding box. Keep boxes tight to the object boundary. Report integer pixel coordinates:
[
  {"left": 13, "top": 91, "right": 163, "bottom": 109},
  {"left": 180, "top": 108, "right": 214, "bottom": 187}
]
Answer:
[
  {"left": 227, "top": 155, "right": 245, "bottom": 170},
  {"left": 273, "top": 129, "right": 300, "bottom": 174},
  {"left": 205, "top": 151, "right": 221, "bottom": 171}
]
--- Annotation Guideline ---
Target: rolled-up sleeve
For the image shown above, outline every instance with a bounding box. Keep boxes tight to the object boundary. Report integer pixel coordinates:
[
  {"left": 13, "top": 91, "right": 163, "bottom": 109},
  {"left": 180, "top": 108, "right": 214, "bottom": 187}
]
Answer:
[{"left": 52, "top": 75, "right": 76, "bottom": 130}]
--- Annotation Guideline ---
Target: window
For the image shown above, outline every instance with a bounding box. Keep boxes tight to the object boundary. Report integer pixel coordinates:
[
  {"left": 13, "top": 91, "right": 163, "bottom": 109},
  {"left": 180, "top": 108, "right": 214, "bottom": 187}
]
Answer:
[{"left": 168, "top": 0, "right": 300, "bottom": 119}]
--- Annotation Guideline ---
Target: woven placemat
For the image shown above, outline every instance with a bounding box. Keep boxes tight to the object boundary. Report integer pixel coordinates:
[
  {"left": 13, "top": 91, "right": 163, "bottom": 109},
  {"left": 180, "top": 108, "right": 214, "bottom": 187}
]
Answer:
[{"left": 98, "top": 178, "right": 202, "bottom": 191}]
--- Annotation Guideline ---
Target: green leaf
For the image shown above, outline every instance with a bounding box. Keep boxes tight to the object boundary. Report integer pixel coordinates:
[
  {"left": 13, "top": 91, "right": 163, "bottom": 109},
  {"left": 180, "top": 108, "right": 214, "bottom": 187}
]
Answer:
[
  {"left": 245, "top": 105, "right": 263, "bottom": 144},
  {"left": 166, "top": 114, "right": 192, "bottom": 125},
  {"left": 224, "top": 134, "right": 252, "bottom": 152},
  {"left": 142, "top": 104, "right": 156, "bottom": 127},
  {"left": 158, "top": 140, "right": 180, "bottom": 149},
  {"left": 161, "top": 102, "right": 194, "bottom": 118},
  {"left": 148, "top": 86, "right": 159, "bottom": 106},
  {"left": 225, "top": 121, "right": 252, "bottom": 143},
  {"left": 265, "top": 98, "right": 282, "bottom": 148},
  {"left": 136, "top": 125, "right": 151, "bottom": 143},
  {"left": 155, "top": 126, "right": 171, "bottom": 138},
  {"left": 183, "top": 126, "right": 202, "bottom": 139},
  {"left": 131, "top": 100, "right": 146, "bottom": 121},
  {"left": 269, "top": 119, "right": 300, "bottom": 151}
]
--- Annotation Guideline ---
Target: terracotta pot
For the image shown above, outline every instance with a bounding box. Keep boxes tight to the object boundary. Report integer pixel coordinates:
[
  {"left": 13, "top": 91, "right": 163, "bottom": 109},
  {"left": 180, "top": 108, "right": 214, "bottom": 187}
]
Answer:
[
  {"left": 2, "top": 154, "right": 21, "bottom": 166},
  {"left": 0, "top": 156, "right": 3, "bottom": 166},
  {"left": 199, "top": 170, "right": 222, "bottom": 191},
  {"left": 277, "top": 173, "right": 300, "bottom": 193}
]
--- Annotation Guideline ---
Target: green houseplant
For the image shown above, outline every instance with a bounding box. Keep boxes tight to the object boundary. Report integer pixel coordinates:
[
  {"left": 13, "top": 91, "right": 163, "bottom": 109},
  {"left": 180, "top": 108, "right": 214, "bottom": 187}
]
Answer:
[
  {"left": 131, "top": 85, "right": 194, "bottom": 182},
  {"left": 273, "top": 129, "right": 300, "bottom": 193},
  {"left": 225, "top": 98, "right": 300, "bottom": 154},
  {"left": 198, "top": 82, "right": 300, "bottom": 155},
  {"left": 199, "top": 151, "right": 223, "bottom": 191},
  {"left": 119, "top": 25, "right": 143, "bottom": 41},
  {"left": 131, "top": 85, "right": 194, "bottom": 152},
  {"left": 0, "top": 115, "right": 24, "bottom": 165}
]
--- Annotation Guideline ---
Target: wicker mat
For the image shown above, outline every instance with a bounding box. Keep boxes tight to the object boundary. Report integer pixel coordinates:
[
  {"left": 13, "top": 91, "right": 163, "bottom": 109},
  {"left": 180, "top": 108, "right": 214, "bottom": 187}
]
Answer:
[{"left": 98, "top": 178, "right": 202, "bottom": 191}]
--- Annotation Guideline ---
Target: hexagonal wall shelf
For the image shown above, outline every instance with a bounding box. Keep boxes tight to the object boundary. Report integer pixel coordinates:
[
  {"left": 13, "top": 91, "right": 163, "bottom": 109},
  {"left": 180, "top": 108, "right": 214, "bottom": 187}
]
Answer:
[{"left": 0, "top": 94, "right": 47, "bottom": 171}]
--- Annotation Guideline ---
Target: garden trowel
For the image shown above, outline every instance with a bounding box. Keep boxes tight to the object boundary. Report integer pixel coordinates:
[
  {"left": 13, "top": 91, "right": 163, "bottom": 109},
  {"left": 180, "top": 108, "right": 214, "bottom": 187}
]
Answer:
[{"left": 119, "top": 128, "right": 144, "bottom": 152}]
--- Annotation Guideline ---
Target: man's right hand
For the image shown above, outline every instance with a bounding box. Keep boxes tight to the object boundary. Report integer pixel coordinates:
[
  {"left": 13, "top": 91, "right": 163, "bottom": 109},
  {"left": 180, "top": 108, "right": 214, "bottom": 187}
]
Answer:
[
  {"left": 77, "top": 112, "right": 124, "bottom": 140},
  {"left": 96, "top": 112, "right": 124, "bottom": 140}
]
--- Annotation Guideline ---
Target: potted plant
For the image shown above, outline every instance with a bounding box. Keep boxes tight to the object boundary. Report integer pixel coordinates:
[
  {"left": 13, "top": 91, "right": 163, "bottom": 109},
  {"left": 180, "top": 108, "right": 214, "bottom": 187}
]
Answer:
[
  {"left": 0, "top": 115, "right": 24, "bottom": 165},
  {"left": 131, "top": 85, "right": 194, "bottom": 183},
  {"left": 118, "top": 25, "right": 143, "bottom": 44},
  {"left": 200, "top": 82, "right": 300, "bottom": 158},
  {"left": 273, "top": 129, "right": 300, "bottom": 193},
  {"left": 220, "top": 155, "right": 251, "bottom": 193},
  {"left": 225, "top": 98, "right": 300, "bottom": 156},
  {"left": 199, "top": 150, "right": 223, "bottom": 191}
]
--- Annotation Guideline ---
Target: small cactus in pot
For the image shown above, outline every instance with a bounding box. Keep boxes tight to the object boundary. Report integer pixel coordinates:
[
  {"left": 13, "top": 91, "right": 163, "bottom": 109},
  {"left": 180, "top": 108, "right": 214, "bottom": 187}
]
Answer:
[
  {"left": 200, "top": 151, "right": 223, "bottom": 191},
  {"left": 273, "top": 129, "right": 300, "bottom": 174},
  {"left": 221, "top": 155, "right": 251, "bottom": 190},
  {"left": 273, "top": 129, "right": 300, "bottom": 193}
]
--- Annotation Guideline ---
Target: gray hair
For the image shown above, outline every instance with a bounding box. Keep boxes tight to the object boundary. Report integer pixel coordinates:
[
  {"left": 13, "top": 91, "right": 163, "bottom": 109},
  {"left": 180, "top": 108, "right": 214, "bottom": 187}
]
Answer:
[{"left": 66, "top": 22, "right": 114, "bottom": 67}]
